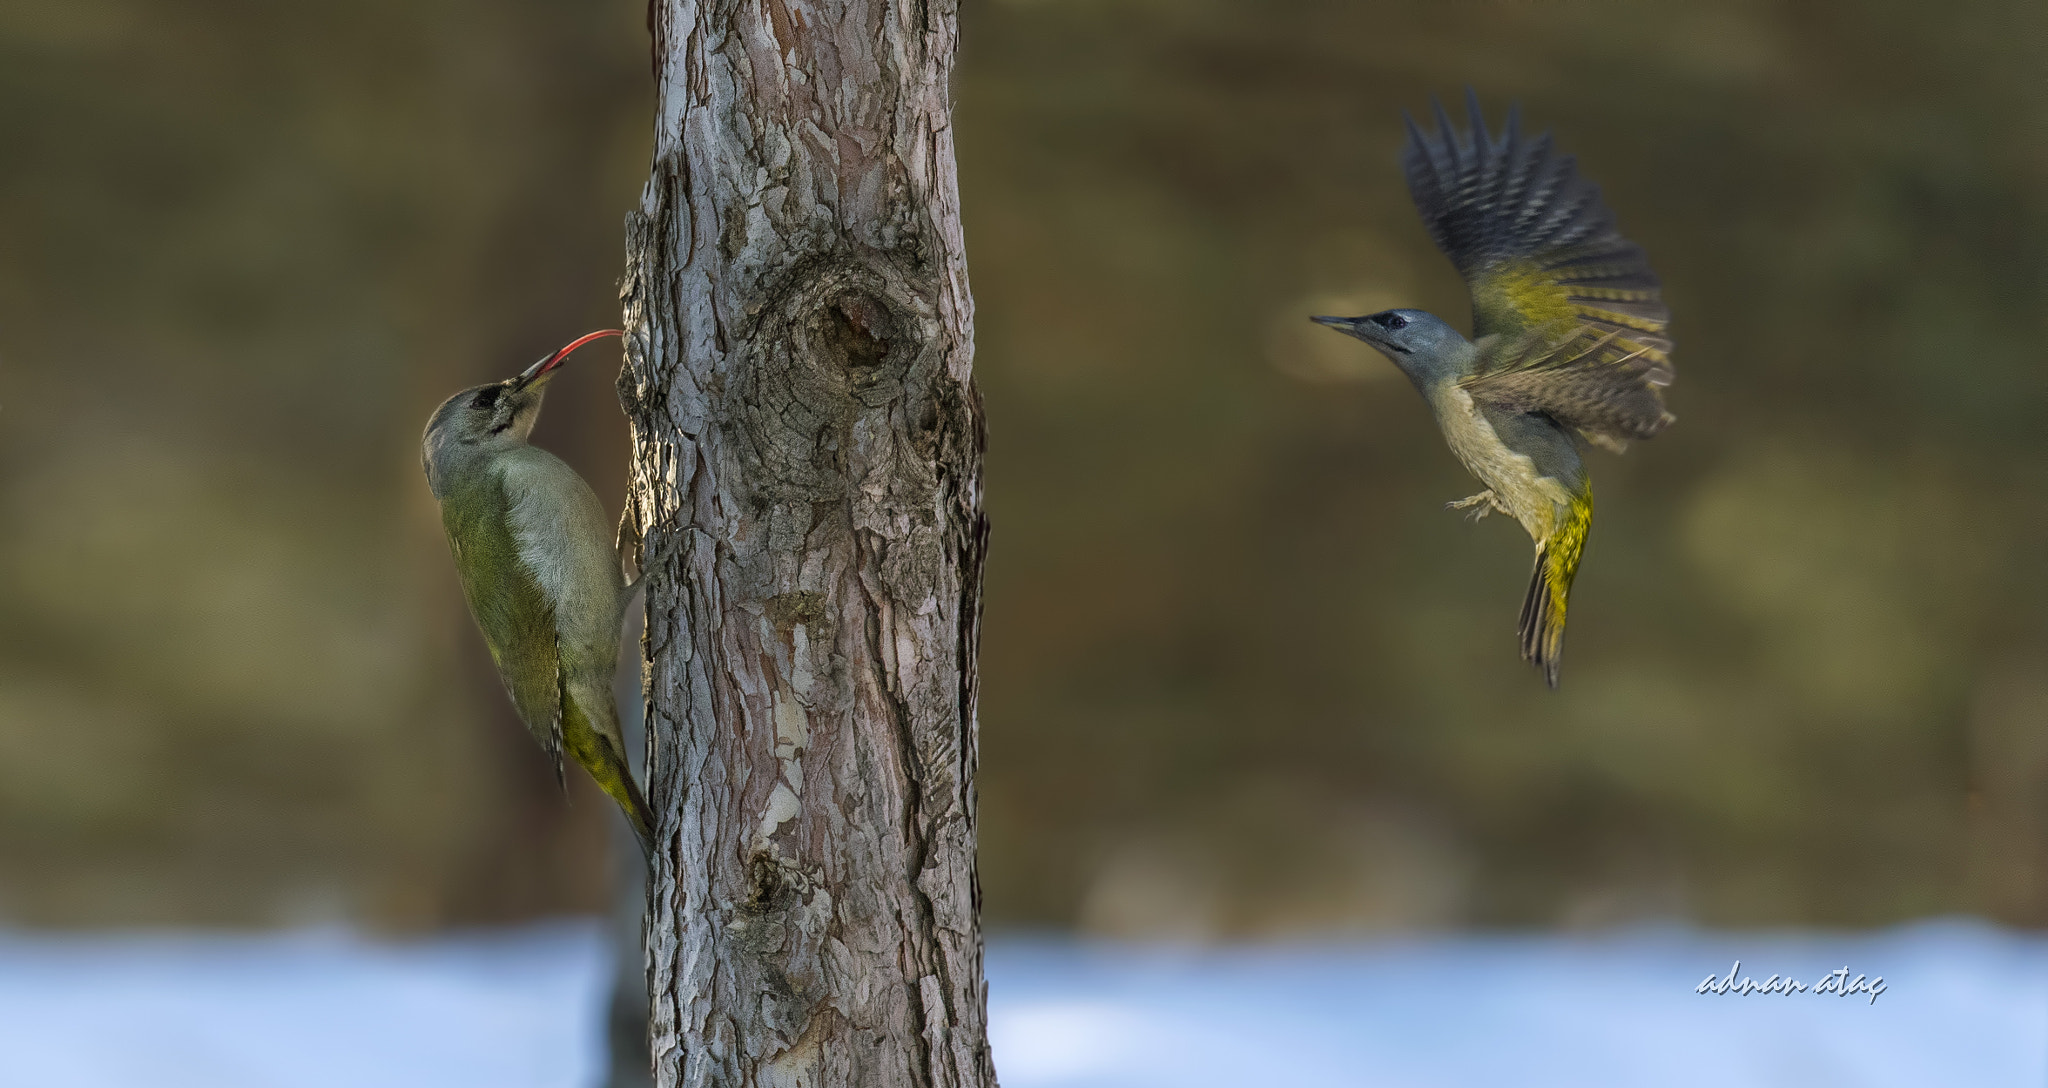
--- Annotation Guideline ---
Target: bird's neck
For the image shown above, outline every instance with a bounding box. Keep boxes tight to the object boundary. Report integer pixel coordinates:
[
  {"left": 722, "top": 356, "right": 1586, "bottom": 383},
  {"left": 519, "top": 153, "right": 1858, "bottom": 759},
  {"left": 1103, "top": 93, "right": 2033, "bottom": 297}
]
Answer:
[
  {"left": 425, "top": 434, "right": 526, "bottom": 500},
  {"left": 1393, "top": 338, "right": 1478, "bottom": 397}
]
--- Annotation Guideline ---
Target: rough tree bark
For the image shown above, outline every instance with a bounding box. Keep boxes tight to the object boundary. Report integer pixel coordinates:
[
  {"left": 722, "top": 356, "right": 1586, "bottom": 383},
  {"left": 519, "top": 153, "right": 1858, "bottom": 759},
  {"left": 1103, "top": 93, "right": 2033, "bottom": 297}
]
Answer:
[{"left": 616, "top": 1, "right": 992, "bottom": 1086}]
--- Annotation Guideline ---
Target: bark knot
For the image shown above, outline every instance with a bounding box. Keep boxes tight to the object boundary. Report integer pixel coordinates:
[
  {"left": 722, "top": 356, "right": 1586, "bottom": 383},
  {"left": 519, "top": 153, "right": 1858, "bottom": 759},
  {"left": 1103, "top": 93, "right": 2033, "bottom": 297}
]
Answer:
[
  {"left": 824, "top": 292, "right": 893, "bottom": 370},
  {"left": 727, "top": 255, "right": 941, "bottom": 500}
]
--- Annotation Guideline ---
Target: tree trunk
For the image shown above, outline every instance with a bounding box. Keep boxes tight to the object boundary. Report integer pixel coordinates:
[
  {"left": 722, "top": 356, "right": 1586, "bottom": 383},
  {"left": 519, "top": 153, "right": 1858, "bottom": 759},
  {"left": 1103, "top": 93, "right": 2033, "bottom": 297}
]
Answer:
[{"left": 618, "top": 2, "right": 992, "bottom": 1086}]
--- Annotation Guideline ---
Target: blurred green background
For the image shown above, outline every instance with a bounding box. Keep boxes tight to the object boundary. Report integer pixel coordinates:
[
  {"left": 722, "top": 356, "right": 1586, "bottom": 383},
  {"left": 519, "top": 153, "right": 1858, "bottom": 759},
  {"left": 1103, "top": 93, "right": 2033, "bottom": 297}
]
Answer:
[{"left": 1, "top": 0, "right": 2043, "bottom": 936}]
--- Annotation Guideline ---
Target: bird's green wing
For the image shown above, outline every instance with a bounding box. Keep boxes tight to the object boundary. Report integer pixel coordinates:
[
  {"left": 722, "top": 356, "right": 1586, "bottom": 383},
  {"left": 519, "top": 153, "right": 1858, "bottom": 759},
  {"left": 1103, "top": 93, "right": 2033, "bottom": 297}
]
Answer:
[
  {"left": 1405, "top": 93, "right": 1674, "bottom": 450},
  {"left": 441, "top": 474, "right": 564, "bottom": 777},
  {"left": 1461, "top": 326, "right": 1675, "bottom": 452}
]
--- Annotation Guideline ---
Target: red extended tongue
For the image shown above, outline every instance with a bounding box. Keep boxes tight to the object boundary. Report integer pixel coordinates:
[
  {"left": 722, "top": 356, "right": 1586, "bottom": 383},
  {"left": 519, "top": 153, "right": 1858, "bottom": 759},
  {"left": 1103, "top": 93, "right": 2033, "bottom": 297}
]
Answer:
[{"left": 521, "top": 328, "right": 624, "bottom": 383}]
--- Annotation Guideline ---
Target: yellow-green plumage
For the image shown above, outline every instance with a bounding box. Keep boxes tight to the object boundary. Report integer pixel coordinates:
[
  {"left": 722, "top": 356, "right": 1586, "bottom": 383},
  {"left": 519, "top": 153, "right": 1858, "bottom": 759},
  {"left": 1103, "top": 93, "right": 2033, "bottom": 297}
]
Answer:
[
  {"left": 1519, "top": 485, "right": 1592, "bottom": 689},
  {"left": 1408, "top": 95, "right": 1673, "bottom": 686},
  {"left": 441, "top": 472, "right": 566, "bottom": 767},
  {"left": 423, "top": 337, "right": 654, "bottom": 851},
  {"left": 1312, "top": 93, "right": 1676, "bottom": 687}
]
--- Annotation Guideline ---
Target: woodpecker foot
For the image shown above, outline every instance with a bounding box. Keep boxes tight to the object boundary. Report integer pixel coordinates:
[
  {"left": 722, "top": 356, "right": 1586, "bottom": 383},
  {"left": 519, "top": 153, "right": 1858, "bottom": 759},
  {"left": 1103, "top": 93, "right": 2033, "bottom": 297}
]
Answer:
[
  {"left": 623, "top": 531, "right": 685, "bottom": 599},
  {"left": 1446, "top": 490, "right": 1503, "bottom": 522},
  {"left": 616, "top": 503, "right": 645, "bottom": 581}
]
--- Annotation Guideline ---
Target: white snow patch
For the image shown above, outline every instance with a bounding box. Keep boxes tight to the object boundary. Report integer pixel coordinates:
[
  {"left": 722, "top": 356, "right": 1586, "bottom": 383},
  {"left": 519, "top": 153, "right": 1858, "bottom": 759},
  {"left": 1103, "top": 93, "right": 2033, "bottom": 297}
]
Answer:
[{"left": 1, "top": 919, "right": 2044, "bottom": 1087}]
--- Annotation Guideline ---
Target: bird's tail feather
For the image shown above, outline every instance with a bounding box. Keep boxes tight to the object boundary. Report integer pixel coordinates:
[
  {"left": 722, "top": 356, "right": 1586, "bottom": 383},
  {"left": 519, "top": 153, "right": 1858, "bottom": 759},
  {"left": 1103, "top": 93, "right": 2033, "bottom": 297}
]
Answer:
[
  {"left": 618, "top": 768, "right": 655, "bottom": 858},
  {"left": 583, "top": 738, "right": 654, "bottom": 859},
  {"left": 1518, "top": 489, "right": 1592, "bottom": 689},
  {"left": 1516, "top": 554, "right": 1565, "bottom": 688},
  {"left": 562, "top": 693, "right": 657, "bottom": 858}
]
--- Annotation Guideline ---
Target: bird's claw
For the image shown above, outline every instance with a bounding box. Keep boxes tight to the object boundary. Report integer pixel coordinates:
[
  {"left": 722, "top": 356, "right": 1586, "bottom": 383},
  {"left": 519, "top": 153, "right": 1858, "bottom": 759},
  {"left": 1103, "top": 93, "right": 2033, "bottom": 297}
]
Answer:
[
  {"left": 1446, "top": 491, "right": 1501, "bottom": 522},
  {"left": 616, "top": 503, "right": 645, "bottom": 576},
  {"left": 622, "top": 527, "right": 686, "bottom": 599}
]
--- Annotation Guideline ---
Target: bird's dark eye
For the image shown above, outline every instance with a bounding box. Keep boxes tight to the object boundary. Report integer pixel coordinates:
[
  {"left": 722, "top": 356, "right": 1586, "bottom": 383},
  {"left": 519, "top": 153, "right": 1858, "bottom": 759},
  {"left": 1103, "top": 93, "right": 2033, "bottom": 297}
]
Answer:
[
  {"left": 472, "top": 387, "right": 502, "bottom": 410},
  {"left": 1374, "top": 312, "right": 1410, "bottom": 331}
]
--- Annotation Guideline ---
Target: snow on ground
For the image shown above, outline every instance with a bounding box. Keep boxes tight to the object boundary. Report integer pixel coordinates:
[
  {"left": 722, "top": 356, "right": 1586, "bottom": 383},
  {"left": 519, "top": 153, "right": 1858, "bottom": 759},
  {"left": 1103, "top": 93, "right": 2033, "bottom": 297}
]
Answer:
[
  {"left": 0, "top": 923, "right": 612, "bottom": 1088},
  {"left": 0, "top": 920, "right": 2042, "bottom": 1087},
  {"left": 985, "top": 923, "right": 2048, "bottom": 1087}
]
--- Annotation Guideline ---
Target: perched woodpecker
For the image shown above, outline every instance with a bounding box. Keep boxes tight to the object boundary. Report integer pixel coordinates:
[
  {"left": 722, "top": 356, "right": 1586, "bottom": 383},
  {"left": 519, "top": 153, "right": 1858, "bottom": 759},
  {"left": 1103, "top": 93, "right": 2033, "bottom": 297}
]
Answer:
[
  {"left": 1315, "top": 94, "right": 1675, "bottom": 687},
  {"left": 422, "top": 329, "right": 655, "bottom": 849}
]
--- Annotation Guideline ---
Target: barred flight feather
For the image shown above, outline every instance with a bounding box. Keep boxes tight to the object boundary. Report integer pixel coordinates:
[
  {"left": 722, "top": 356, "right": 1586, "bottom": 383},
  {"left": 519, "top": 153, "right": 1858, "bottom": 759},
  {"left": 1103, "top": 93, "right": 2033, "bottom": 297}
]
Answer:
[{"left": 1407, "top": 90, "right": 1676, "bottom": 449}]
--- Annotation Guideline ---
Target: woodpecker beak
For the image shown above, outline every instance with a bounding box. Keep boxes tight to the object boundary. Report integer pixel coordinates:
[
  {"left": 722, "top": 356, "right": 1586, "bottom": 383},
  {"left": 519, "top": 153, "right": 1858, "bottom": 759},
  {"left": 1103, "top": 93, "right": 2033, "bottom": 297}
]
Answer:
[
  {"left": 514, "top": 328, "right": 625, "bottom": 391},
  {"left": 1311, "top": 314, "right": 1371, "bottom": 340}
]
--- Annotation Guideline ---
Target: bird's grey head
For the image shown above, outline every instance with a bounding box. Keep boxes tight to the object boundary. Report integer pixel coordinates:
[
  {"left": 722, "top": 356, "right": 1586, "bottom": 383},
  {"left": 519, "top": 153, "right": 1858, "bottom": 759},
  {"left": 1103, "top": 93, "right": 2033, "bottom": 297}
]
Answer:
[
  {"left": 1310, "top": 308, "right": 1472, "bottom": 387},
  {"left": 421, "top": 330, "right": 622, "bottom": 497}
]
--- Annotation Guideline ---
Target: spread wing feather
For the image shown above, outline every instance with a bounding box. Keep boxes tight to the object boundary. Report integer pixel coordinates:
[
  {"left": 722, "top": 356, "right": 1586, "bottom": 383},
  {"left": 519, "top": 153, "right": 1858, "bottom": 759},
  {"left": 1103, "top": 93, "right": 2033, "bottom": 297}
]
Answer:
[
  {"left": 1465, "top": 327, "right": 1675, "bottom": 452},
  {"left": 1404, "top": 91, "right": 1675, "bottom": 450}
]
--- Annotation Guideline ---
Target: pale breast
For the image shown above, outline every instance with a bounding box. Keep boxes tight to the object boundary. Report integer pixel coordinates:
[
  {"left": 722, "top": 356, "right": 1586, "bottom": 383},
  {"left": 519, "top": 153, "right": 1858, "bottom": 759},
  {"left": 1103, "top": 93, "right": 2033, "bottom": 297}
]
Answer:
[
  {"left": 497, "top": 448, "right": 624, "bottom": 640},
  {"left": 1428, "top": 385, "right": 1573, "bottom": 542}
]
